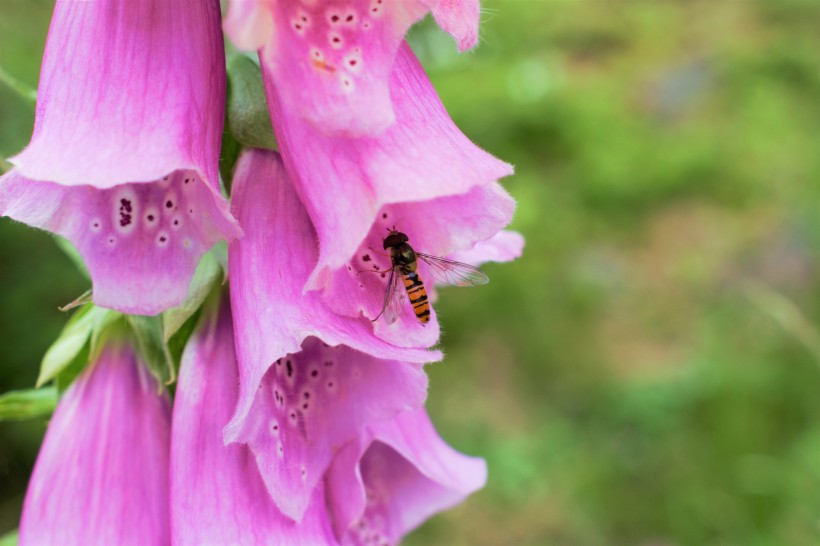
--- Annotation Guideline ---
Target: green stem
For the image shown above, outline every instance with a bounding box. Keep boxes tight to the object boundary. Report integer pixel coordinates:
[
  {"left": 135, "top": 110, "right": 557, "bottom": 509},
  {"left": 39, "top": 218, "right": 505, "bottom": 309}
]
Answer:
[{"left": 0, "top": 64, "right": 36, "bottom": 105}]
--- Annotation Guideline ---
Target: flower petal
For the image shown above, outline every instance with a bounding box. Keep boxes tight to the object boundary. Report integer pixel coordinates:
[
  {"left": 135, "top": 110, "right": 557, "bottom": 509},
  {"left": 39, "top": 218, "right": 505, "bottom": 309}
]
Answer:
[
  {"left": 224, "top": 0, "right": 276, "bottom": 51},
  {"left": 237, "top": 337, "right": 427, "bottom": 522},
  {"left": 448, "top": 229, "right": 525, "bottom": 267},
  {"left": 226, "top": 149, "right": 439, "bottom": 508},
  {"left": 11, "top": 0, "right": 226, "bottom": 189},
  {"left": 263, "top": 42, "right": 514, "bottom": 346},
  {"left": 0, "top": 170, "right": 238, "bottom": 315},
  {"left": 250, "top": 0, "right": 432, "bottom": 136},
  {"left": 327, "top": 409, "right": 487, "bottom": 544},
  {"left": 433, "top": 0, "right": 481, "bottom": 52},
  {"left": 0, "top": 0, "right": 240, "bottom": 315},
  {"left": 20, "top": 345, "right": 170, "bottom": 545},
  {"left": 171, "top": 302, "right": 339, "bottom": 545}
]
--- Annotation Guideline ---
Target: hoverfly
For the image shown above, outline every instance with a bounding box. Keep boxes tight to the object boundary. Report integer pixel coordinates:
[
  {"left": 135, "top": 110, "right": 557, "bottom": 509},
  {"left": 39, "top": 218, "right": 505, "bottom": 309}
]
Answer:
[{"left": 364, "top": 228, "right": 489, "bottom": 325}]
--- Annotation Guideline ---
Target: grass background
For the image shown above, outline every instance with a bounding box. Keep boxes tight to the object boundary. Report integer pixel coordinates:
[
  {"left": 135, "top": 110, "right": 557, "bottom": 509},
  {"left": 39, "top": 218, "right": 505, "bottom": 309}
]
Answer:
[{"left": 2, "top": 1, "right": 820, "bottom": 544}]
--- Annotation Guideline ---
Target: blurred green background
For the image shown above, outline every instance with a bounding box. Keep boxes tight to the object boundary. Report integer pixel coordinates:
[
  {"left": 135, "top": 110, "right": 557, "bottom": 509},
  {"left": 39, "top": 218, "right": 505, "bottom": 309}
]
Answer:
[{"left": 2, "top": 0, "right": 820, "bottom": 544}]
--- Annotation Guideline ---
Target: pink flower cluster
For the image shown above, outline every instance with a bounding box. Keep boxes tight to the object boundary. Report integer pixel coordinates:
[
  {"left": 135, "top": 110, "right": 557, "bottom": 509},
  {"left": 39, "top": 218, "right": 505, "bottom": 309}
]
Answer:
[{"left": 1, "top": 0, "right": 522, "bottom": 543}]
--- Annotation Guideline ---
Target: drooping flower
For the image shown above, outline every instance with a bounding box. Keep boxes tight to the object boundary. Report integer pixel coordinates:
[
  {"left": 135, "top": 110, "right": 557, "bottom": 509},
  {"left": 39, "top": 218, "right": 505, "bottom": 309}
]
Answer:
[
  {"left": 171, "top": 299, "right": 339, "bottom": 545},
  {"left": 226, "top": 148, "right": 436, "bottom": 521},
  {"left": 224, "top": 0, "right": 482, "bottom": 136},
  {"left": 261, "top": 41, "right": 517, "bottom": 348},
  {"left": 0, "top": 0, "right": 240, "bottom": 315},
  {"left": 172, "top": 288, "right": 486, "bottom": 544},
  {"left": 20, "top": 344, "right": 170, "bottom": 545},
  {"left": 327, "top": 409, "right": 487, "bottom": 546}
]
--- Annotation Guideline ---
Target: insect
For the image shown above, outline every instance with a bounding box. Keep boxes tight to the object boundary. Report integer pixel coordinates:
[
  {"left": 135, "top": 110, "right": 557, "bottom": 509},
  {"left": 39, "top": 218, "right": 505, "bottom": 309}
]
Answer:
[{"left": 363, "top": 228, "right": 489, "bottom": 325}]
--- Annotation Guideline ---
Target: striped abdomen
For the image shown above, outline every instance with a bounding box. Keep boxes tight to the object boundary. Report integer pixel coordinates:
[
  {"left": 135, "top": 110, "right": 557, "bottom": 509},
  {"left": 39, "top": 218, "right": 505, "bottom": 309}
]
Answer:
[{"left": 403, "top": 273, "right": 430, "bottom": 323}]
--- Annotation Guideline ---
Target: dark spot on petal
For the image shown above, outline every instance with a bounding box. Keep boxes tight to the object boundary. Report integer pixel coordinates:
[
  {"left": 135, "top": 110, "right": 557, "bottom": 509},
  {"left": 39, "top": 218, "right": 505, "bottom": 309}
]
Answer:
[
  {"left": 159, "top": 236, "right": 167, "bottom": 243},
  {"left": 380, "top": 272, "right": 386, "bottom": 278},
  {"left": 362, "top": 254, "right": 371, "bottom": 262},
  {"left": 302, "top": 403, "right": 309, "bottom": 410},
  {"left": 147, "top": 215, "right": 155, "bottom": 222},
  {"left": 349, "top": 59, "right": 357, "bottom": 66},
  {"left": 382, "top": 213, "right": 388, "bottom": 219},
  {"left": 346, "top": 14, "right": 354, "bottom": 22},
  {"left": 166, "top": 200, "right": 173, "bottom": 208},
  {"left": 331, "top": 14, "right": 339, "bottom": 22},
  {"left": 286, "top": 360, "right": 293, "bottom": 377},
  {"left": 303, "top": 392, "right": 310, "bottom": 399},
  {"left": 324, "top": 361, "right": 333, "bottom": 367},
  {"left": 311, "top": 370, "right": 318, "bottom": 378}
]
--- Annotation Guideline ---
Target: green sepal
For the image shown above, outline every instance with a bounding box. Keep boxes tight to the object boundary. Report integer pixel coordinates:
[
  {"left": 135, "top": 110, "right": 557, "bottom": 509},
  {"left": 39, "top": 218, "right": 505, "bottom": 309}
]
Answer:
[
  {"left": 37, "top": 304, "right": 120, "bottom": 388},
  {"left": 226, "top": 55, "right": 276, "bottom": 150},
  {"left": 0, "top": 387, "right": 57, "bottom": 422},
  {"left": 127, "top": 315, "right": 176, "bottom": 388},
  {"left": 162, "top": 243, "right": 226, "bottom": 342},
  {"left": 0, "top": 529, "right": 18, "bottom": 546}
]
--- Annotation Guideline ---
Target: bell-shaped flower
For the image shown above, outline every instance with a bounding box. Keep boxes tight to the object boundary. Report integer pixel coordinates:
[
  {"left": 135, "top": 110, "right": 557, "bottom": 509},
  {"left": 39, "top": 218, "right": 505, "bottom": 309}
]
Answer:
[
  {"left": 20, "top": 344, "right": 170, "bottom": 545},
  {"left": 0, "top": 0, "right": 240, "bottom": 315},
  {"left": 327, "top": 409, "right": 487, "bottom": 545},
  {"left": 171, "top": 299, "right": 339, "bottom": 544},
  {"left": 172, "top": 287, "right": 486, "bottom": 544},
  {"left": 227, "top": 148, "right": 435, "bottom": 522},
  {"left": 224, "top": 0, "right": 483, "bottom": 136},
  {"left": 260, "top": 42, "right": 517, "bottom": 348}
]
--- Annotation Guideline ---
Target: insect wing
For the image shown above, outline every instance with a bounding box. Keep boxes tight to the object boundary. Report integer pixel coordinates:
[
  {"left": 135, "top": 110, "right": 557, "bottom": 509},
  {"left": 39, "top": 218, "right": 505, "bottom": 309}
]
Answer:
[
  {"left": 417, "top": 253, "right": 489, "bottom": 287},
  {"left": 380, "top": 268, "right": 406, "bottom": 325}
]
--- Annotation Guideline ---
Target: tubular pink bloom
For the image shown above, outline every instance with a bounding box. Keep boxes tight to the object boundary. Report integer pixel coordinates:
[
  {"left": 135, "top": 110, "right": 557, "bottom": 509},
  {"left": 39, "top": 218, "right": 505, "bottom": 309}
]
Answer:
[
  {"left": 171, "top": 301, "right": 339, "bottom": 545},
  {"left": 262, "top": 42, "right": 515, "bottom": 348},
  {"left": 20, "top": 345, "right": 170, "bottom": 545},
  {"left": 228, "top": 149, "right": 435, "bottom": 521},
  {"left": 224, "top": 0, "right": 482, "bottom": 136},
  {"left": 327, "top": 409, "right": 487, "bottom": 545},
  {"left": 0, "top": 0, "right": 240, "bottom": 315}
]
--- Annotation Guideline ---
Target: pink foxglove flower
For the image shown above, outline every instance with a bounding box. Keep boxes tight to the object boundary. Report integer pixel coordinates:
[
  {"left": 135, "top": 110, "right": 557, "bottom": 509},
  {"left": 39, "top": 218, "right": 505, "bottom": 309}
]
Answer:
[
  {"left": 171, "top": 301, "right": 338, "bottom": 545},
  {"left": 224, "top": 0, "right": 482, "bottom": 136},
  {"left": 227, "top": 148, "right": 435, "bottom": 521},
  {"left": 261, "top": 42, "right": 516, "bottom": 348},
  {"left": 328, "top": 409, "right": 487, "bottom": 545},
  {"left": 20, "top": 344, "right": 170, "bottom": 545},
  {"left": 173, "top": 287, "right": 486, "bottom": 544},
  {"left": 0, "top": 0, "right": 240, "bottom": 315}
]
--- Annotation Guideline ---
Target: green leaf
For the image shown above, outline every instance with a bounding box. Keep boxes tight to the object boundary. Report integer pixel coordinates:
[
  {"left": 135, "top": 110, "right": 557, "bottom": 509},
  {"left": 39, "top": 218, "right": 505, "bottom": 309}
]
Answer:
[
  {"left": 219, "top": 129, "right": 242, "bottom": 195},
  {"left": 127, "top": 315, "right": 176, "bottom": 387},
  {"left": 226, "top": 55, "right": 276, "bottom": 150},
  {"left": 38, "top": 305, "right": 118, "bottom": 387},
  {"left": 54, "top": 341, "right": 91, "bottom": 395},
  {"left": 0, "top": 529, "right": 18, "bottom": 546},
  {"left": 0, "top": 63, "right": 36, "bottom": 106},
  {"left": 0, "top": 387, "right": 57, "bottom": 421},
  {"left": 162, "top": 244, "right": 225, "bottom": 342}
]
